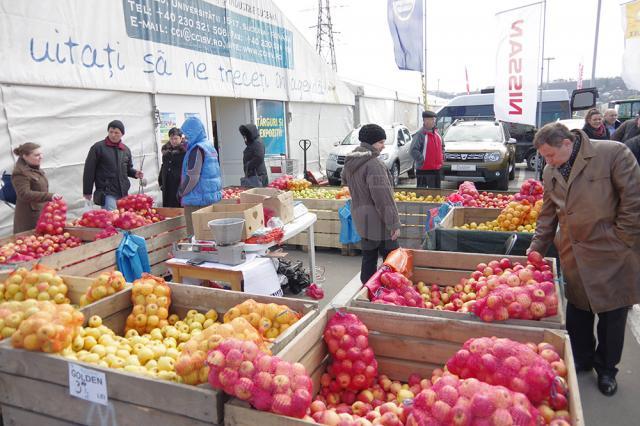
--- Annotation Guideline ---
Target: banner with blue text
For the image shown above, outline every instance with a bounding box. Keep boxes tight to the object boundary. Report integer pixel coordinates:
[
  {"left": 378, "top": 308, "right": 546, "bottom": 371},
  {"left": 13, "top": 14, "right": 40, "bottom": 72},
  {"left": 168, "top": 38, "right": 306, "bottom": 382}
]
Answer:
[{"left": 0, "top": 0, "right": 353, "bottom": 105}]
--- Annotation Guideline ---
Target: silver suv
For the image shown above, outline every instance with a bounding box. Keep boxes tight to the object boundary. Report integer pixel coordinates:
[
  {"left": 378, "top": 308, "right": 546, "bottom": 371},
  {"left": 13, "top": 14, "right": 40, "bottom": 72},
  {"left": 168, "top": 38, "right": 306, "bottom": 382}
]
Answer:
[{"left": 325, "top": 124, "right": 415, "bottom": 186}]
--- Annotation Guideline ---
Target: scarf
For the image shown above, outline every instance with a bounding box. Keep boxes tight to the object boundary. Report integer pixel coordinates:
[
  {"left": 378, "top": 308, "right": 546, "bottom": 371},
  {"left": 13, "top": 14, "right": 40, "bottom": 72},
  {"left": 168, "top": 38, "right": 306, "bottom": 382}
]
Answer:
[
  {"left": 583, "top": 123, "right": 607, "bottom": 139},
  {"left": 558, "top": 137, "right": 582, "bottom": 181},
  {"left": 105, "top": 136, "right": 125, "bottom": 151}
]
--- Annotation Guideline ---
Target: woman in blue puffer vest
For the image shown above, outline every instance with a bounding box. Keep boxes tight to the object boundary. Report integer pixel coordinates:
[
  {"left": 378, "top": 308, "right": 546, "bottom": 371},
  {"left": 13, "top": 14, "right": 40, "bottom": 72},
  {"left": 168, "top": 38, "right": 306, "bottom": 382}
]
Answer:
[{"left": 178, "top": 117, "right": 223, "bottom": 236}]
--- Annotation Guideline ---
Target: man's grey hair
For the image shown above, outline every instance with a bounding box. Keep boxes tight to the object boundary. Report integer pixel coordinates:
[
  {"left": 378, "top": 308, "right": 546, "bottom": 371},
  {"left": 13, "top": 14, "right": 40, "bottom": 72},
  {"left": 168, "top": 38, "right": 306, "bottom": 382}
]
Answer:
[{"left": 533, "top": 122, "right": 576, "bottom": 148}]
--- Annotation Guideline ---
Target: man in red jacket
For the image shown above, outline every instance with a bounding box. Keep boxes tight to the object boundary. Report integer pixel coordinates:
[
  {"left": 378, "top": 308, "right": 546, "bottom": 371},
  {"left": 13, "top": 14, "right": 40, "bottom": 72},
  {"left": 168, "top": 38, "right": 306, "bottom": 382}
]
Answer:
[{"left": 410, "top": 111, "right": 444, "bottom": 188}]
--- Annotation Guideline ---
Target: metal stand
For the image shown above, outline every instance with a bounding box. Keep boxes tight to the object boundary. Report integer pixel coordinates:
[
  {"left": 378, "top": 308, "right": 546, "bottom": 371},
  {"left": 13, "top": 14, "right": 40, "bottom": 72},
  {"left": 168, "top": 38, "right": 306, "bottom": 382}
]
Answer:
[{"left": 299, "top": 139, "right": 312, "bottom": 181}]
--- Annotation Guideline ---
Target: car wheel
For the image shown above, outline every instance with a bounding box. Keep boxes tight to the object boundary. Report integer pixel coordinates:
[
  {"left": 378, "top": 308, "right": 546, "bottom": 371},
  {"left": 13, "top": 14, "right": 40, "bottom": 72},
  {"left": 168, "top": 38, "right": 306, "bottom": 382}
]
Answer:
[
  {"left": 508, "top": 159, "right": 516, "bottom": 180},
  {"left": 328, "top": 178, "right": 341, "bottom": 186},
  {"left": 407, "top": 163, "right": 416, "bottom": 178},
  {"left": 391, "top": 162, "right": 400, "bottom": 186},
  {"left": 497, "top": 166, "right": 510, "bottom": 191},
  {"left": 526, "top": 151, "right": 538, "bottom": 171}
]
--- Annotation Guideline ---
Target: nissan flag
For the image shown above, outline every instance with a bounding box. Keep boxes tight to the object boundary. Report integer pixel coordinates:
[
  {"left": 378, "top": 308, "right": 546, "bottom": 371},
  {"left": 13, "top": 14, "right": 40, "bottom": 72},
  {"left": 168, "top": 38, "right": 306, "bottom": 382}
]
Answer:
[
  {"left": 494, "top": 3, "right": 543, "bottom": 126},
  {"left": 622, "top": 0, "right": 640, "bottom": 90},
  {"left": 387, "top": 0, "right": 423, "bottom": 72}
]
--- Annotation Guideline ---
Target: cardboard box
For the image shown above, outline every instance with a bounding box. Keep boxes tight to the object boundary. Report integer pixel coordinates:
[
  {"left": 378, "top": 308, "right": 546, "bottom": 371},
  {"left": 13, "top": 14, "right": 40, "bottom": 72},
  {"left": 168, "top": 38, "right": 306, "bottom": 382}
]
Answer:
[
  {"left": 239, "top": 188, "right": 294, "bottom": 224},
  {"left": 192, "top": 203, "right": 264, "bottom": 241}
]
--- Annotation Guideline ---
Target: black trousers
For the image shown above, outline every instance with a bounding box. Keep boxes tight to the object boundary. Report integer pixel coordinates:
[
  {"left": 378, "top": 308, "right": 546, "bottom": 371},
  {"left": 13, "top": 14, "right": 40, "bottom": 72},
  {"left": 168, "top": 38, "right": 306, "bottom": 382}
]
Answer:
[
  {"left": 360, "top": 238, "right": 400, "bottom": 283},
  {"left": 566, "top": 302, "right": 629, "bottom": 376},
  {"left": 416, "top": 170, "right": 441, "bottom": 188}
]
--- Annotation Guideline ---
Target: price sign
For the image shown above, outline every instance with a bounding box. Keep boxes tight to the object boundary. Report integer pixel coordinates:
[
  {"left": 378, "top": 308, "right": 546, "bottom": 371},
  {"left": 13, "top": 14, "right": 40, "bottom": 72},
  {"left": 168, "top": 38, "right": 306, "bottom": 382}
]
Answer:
[{"left": 68, "top": 363, "right": 108, "bottom": 406}]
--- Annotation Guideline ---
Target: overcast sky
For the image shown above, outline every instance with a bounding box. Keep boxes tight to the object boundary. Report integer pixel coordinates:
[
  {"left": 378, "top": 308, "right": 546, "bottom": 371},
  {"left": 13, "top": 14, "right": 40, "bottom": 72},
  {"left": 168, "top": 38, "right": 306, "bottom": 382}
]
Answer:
[{"left": 272, "top": 0, "right": 627, "bottom": 95}]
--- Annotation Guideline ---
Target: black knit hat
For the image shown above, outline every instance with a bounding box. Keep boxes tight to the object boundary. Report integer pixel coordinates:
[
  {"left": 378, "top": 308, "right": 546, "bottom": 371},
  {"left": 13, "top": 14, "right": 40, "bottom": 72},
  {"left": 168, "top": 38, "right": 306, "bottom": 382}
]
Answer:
[
  {"left": 422, "top": 110, "right": 437, "bottom": 118},
  {"left": 107, "top": 120, "right": 125, "bottom": 135},
  {"left": 358, "top": 124, "right": 386, "bottom": 145}
]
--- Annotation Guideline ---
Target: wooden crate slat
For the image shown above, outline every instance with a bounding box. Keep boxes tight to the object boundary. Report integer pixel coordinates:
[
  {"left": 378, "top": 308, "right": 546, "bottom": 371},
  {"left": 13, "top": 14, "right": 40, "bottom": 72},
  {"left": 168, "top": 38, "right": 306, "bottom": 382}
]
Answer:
[
  {"left": 376, "top": 355, "right": 441, "bottom": 382},
  {"left": 0, "top": 405, "right": 79, "bottom": 426},
  {"left": 0, "top": 351, "right": 222, "bottom": 424},
  {"left": 369, "top": 333, "right": 460, "bottom": 365}
]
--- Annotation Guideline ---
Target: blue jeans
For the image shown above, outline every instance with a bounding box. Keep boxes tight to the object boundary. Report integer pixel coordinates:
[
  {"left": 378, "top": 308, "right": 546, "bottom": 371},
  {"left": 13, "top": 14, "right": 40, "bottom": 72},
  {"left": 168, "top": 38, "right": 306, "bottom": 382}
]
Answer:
[{"left": 103, "top": 195, "right": 118, "bottom": 211}]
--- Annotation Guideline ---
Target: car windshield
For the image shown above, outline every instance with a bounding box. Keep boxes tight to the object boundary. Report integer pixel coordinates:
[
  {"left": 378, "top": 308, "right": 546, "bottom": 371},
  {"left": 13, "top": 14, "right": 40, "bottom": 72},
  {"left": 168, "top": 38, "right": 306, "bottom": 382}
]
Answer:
[
  {"left": 340, "top": 128, "right": 394, "bottom": 145},
  {"left": 444, "top": 124, "right": 502, "bottom": 142}
]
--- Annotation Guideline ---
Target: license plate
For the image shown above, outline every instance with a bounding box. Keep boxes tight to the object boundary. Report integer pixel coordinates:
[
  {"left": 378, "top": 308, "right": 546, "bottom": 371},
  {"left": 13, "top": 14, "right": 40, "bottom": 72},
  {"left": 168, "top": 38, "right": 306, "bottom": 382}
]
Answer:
[{"left": 452, "top": 164, "right": 476, "bottom": 171}]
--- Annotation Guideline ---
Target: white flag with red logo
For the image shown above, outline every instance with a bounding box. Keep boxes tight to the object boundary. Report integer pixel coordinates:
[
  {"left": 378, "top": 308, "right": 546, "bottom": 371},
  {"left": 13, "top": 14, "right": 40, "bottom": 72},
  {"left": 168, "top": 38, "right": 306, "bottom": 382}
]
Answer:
[{"left": 494, "top": 3, "right": 543, "bottom": 126}]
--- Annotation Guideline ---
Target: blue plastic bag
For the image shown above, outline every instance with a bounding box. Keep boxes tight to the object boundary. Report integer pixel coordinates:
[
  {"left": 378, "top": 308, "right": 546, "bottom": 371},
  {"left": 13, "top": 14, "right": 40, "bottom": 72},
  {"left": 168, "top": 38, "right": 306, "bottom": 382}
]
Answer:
[
  {"left": 116, "top": 232, "right": 151, "bottom": 282},
  {"left": 338, "top": 200, "right": 361, "bottom": 244},
  {"left": 425, "top": 201, "right": 462, "bottom": 232}
]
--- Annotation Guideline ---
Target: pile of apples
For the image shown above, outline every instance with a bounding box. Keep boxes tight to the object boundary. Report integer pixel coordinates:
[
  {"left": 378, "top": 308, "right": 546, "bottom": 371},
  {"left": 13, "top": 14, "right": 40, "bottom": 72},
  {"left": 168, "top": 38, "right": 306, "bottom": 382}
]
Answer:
[
  {"left": 76, "top": 209, "right": 118, "bottom": 228},
  {"left": 269, "top": 175, "right": 294, "bottom": 190},
  {"left": 287, "top": 178, "right": 312, "bottom": 191},
  {"left": 207, "top": 338, "right": 314, "bottom": 418},
  {"left": 0, "top": 266, "right": 70, "bottom": 304},
  {"left": 223, "top": 299, "right": 301, "bottom": 339},
  {"left": 447, "top": 181, "right": 515, "bottom": 209},
  {"left": 60, "top": 310, "right": 217, "bottom": 381},
  {"left": 125, "top": 274, "right": 172, "bottom": 335},
  {"left": 35, "top": 199, "right": 68, "bottom": 236},
  {"left": 514, "top": 179, "right": 544, "bottom": 203},
  {"left": 323, "top": 312, "right": 378, "bottom": 394},
  {"left": 370, "top": 271, "right": 424, "bottom": 308},
  {"left": 368, "top": 252, "right": 557, "bottom": 324},
  {"left": 292, "top": 188, "right": 340, "bottom": 199},
  {"left": 117, "top": 194, "right": 154, "bottom": 211},
  {"left": 0, "top": 299, "right": 52, "bottom": 340},
  {"left": 394, "top": 191, "right": 447, "bottom": 203},
  {"left": 222, "top": 187, "right": 246, "bottom": 199},
  {"left": 95, "top": 226, "right": 118, "bottom": 240},
  {"left": 79, "top": 270, "right": 127, "bottom": 307},
  {"left": 446, "top": 337, "right": 567, "bottom": 407},
  {"left": 0, "top": 232, "right": 82, "bottom": 264},
  {"left": 175, "top": 316, "right": 270, "bottom": 385},
  {"left": 11, "top": 301, "right": 84, "bottom": 353},
  {"left": 113, "top": 211, "right": 148, "bottom": 230}
]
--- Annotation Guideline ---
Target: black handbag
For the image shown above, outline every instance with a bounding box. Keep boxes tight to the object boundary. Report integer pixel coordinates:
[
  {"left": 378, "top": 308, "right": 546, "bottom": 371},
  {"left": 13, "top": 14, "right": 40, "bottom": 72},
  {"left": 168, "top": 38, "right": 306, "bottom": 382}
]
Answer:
[
  {"left": 93, "top": 190, "right": 105, "bottom": 206},
  {"left": 0, "top": 171, "right": 16, "bottom": 204}
]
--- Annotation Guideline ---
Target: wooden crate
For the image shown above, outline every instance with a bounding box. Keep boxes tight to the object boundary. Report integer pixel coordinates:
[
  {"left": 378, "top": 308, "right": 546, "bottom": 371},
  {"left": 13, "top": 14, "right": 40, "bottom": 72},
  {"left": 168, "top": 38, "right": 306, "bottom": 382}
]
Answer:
[
  {"left": 350, "top": 250, "right": 565, "bottom": 329},
  {"left": 435, "top": 207, "right": 560, "bottom": 258},
  {"left": 0, "top": 208, "right": 186, "bottom": 278},
  {"left": 224, "top": 307, "right": 583, "bottom": 426},
  {"left": 0, "top": 271, "right": 130, "bottom": 307},
  {"left": 0, "top": 284, "right": 318, "bottom": 426}
]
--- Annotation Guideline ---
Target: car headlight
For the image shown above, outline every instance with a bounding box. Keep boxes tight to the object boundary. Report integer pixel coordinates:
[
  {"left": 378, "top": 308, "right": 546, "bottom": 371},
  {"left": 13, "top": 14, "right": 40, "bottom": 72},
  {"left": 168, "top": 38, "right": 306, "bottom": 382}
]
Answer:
[
  {"left": 444, "top": 152, "right": 455, "bottom": 160},
  {"left": 484, "top": 151, "right": 501, "bottom": 162},
  {"left": 328, "top": 153, "right": 337, "bottom": 161},
  {"left": 379, "top": 153, "right": 389, "bottom": 161}
]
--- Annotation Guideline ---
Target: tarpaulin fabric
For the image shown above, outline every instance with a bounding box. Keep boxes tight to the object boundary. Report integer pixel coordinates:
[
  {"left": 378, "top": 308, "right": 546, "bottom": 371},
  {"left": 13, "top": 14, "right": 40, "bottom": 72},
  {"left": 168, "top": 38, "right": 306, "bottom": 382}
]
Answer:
[
  {"left": 116, "top": 233, "right": 151, "bottom": 282},
  {"left": 338, "top": 199, "right": 361, "bottom": 244},
  {"left": 0, "top": 84, "right": 160, "bottom": 236}
]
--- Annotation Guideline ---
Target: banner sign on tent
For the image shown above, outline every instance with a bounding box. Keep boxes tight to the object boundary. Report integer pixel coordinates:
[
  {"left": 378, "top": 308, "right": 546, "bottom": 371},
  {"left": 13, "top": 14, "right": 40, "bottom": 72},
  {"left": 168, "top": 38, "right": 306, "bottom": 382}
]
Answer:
[
  {"left": 159, "top": 112, "right": 177, "bottom": 143},
  {"left": 622, "top": 0, "right": 640, "bottom": 90},
  {"left": 387, "top": 0, "right": 424, "bottom": 72},
  {"left": 256, "top": 100, "right": 286, "bottom": 155},
  {"left": 122, "top": 0, "right": 294, "bottom": 69},
  {"left": 0, "top": 0, "right": 354, "bottom": 105},
  {"left": 493, "top": 2, "right": 542, "bottom": 126}
]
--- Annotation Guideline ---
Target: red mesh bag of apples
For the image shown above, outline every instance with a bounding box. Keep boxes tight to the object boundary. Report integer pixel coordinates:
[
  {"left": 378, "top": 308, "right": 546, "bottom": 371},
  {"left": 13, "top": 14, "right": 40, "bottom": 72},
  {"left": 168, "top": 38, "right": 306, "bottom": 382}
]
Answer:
[
  {"left": 406, "top": 373, "right": 540, "bottom": 425},
  {"left": 323, "top": 311, "right": 378, "bottom": 393},
  {"left": 35, "top": 199, "right": 67, "bottom": 235},
  {"left": 445, "top": 337, "right": 569, "bottom": 408},
  {"left": 370, "top": 271, "right": 425, "bottom": 308},
  {"left": 206, "top": 338, "right": 313, "bottom": 418}
]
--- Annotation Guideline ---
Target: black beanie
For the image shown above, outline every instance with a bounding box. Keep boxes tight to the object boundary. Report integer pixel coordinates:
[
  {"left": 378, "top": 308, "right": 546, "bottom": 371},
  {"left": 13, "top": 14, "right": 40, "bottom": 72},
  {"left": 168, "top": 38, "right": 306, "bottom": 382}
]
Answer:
[
  {"left": 422, "top": 110, "right": 437, "bottom": 118},
  {"left": 358, "top": 124, "right": 386, "bottom": 145},
  {"left": 108, "top": 120, "right": 125, "bottom": 135}
]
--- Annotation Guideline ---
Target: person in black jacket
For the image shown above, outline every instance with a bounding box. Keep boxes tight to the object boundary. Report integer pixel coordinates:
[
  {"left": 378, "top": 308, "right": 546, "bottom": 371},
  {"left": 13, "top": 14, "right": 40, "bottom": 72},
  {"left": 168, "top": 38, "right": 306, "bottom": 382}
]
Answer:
[
  {"left": 239, "top": 124, "right": 268, "bottom": 187},
  {"left": 83, "top": 120, "right": 143, "bottom": 210},
  {"left": 582, "top": 108, "right": 610, "bottom": 140},
  {"left": 158, "top": 127, "right": 186, "bottom": 207}
]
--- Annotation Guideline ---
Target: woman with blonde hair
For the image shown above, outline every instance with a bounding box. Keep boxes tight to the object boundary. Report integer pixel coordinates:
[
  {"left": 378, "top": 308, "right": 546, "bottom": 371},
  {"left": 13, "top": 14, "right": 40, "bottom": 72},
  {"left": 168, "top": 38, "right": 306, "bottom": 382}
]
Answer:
[
  {"left": 582, "top": 108, "right": 610, "bottom": 140},
  {"left": 11, "top": 143, "right": 60, "bottom": 233}
]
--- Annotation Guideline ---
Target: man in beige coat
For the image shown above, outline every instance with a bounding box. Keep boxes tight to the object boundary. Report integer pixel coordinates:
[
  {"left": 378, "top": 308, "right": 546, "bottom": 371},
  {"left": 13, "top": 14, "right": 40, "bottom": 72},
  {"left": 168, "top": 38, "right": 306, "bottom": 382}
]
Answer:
[
  {"left": 342, "top": 124, "right": 401, "bottom": 283},
  {"left": 530, "top": 122, "right": 640, "bottom": 396}
]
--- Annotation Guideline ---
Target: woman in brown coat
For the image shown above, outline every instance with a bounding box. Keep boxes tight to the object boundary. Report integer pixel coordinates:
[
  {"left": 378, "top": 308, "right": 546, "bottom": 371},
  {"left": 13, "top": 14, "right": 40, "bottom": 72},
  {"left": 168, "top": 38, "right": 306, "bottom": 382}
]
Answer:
[
  {"left": 529, "top": 123, "right": 640, "bottom": 396},
  {"left": 11, "top": 143, "right": 59, "bottom": 233}
]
